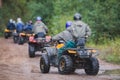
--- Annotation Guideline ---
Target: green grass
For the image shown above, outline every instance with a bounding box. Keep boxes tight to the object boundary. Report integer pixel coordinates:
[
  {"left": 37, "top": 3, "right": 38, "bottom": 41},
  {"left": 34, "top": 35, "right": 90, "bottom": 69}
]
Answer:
[{"left": 87, "top": 38, "right": 120, "bottom": 64}]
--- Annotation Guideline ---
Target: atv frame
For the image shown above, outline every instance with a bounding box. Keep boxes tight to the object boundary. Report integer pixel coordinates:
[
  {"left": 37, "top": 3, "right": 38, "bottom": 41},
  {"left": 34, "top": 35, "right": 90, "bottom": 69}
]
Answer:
[{"left": 28, "top": 34, "right": 51, "bottom": 58}]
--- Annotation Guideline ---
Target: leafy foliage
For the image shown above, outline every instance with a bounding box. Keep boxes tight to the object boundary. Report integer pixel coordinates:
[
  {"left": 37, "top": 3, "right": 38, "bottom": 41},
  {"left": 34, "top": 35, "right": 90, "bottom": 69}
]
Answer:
[{"left": 0, "top": 0, "right": 120, "bottom": 43}]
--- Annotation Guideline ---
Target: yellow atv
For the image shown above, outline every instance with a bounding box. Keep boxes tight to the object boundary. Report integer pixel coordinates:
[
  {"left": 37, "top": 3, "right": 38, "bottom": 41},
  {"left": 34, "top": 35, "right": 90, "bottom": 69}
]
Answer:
[
  {"left": 4, "top": 28, "right": 15, "bottom": 39},
  {"left": 40, "top": 38, "right": 99, "bottom": 75},
  {"left": 18, "top": 31, "right": 33, "bottom": 45}
]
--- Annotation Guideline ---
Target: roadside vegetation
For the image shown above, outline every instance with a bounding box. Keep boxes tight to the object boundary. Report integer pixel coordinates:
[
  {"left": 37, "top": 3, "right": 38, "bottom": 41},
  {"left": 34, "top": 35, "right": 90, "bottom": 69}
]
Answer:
[
  {"left": 87, "top": 38, "right": 120, "bottom": 64},
  {"left": 0, "top": 0, "right": 120, "bottom": 64}
]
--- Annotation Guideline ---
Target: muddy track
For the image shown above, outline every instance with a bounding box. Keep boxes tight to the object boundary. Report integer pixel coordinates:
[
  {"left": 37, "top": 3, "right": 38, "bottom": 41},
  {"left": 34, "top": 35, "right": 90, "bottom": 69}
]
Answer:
[{"left": 0, "top": 38, "right": 120, "bottom": 80}]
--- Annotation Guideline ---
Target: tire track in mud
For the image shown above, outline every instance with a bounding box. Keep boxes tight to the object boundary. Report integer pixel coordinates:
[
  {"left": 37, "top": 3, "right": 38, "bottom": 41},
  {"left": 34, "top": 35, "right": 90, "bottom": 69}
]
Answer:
[{"left": 0, "top": 38, "right": 120, "bottom": 80}]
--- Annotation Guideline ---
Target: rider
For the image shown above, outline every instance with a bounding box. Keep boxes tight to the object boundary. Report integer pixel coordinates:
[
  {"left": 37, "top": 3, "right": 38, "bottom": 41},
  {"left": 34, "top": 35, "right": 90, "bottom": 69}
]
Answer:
[
  {"left": 32, "top": 16, "right": 48, "bottom": 38},
  {"left": 67, "top": 13, "right": 91, "bottom": 40},
  {"left": 12, "top": 20, "right": 16, "bottom": 28},
  {"left": 16, "top": 17, "right": 24, "bottom": 33},
  {"left": 7, "top": 19, "right": 16, "bottom": 30},
  {"left": 24, "top": 20, "right": 33, "bottom": 33},
  {"left": 52, "top": 13, "right": 91, "bottom": 57}
]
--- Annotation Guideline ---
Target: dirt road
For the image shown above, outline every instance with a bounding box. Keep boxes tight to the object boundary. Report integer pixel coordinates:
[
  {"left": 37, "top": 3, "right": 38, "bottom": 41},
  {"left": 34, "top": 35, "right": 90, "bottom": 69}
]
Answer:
[{"left": 0, "top": 38, "right": 120, "bottom": 80}]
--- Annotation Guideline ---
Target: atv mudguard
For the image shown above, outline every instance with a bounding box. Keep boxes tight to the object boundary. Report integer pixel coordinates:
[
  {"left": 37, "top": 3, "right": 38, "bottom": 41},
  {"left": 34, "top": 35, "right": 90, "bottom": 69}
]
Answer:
[
  {"left": 4, "top": 29, "right": 11, "bottom": 32},
  {"left": 44, "top": 47, "right": 58, "bottom": 57}
]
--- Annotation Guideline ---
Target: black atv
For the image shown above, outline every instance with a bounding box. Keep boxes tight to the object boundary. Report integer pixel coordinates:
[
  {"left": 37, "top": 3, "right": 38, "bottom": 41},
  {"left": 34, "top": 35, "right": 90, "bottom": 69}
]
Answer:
[
  {"left": 13, "top": 30, "right": 19, "bottom": 43},
  {"left": 28, "top": 32, "right": 51, "bottom": 58},
  {"left": 40, "top": 38, "right": 99, "bottom": 75}
]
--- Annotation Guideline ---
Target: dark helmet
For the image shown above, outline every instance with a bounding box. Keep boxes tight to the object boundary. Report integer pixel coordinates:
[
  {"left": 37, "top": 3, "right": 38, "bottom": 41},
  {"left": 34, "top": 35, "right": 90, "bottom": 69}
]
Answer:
[
  {"left": 74, "top": 13, "right": 82, "bottom": 20},
  {"left": 36, "top": 16, "right": 42, "bottom": 21},
  {"left": 66, "top": 21, "right": 72, "bottom": 29}
]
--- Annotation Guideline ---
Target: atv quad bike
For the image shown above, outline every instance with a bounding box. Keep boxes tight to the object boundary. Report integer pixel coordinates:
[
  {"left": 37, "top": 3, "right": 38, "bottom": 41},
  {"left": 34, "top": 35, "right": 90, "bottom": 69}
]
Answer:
[
  {"left": 18, "top": 31, "right": 33, "bottom": 45},
  {"left": 13, "top": 30, "right": 19, "bottom": 43},
  {"left": 4, "top": 28, "right": 15, "bottom": 39},
  {"left": 40, "top": 38, "right": 99, "bottom": 75},
  {"left": 28, "top": 32, "right": 51, "bottom": 58}
]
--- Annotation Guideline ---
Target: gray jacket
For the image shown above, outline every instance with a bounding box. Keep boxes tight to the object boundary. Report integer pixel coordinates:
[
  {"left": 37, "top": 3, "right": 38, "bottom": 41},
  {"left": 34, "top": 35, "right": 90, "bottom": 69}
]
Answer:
[
  {"left": 67, "top": 20, "right": 91, "bottom": 39},
  {"left": 32, "top": 21, "right": 48, "bottom": 34},
  {"left": 52, "top": 30, "right": 74, "bottom": 41}
]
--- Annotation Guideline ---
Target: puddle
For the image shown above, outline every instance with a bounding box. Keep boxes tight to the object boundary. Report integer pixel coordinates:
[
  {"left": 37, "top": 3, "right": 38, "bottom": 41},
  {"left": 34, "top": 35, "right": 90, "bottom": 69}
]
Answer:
[{"left": 103, "top": 69, "right": 120, "bottom": 75}]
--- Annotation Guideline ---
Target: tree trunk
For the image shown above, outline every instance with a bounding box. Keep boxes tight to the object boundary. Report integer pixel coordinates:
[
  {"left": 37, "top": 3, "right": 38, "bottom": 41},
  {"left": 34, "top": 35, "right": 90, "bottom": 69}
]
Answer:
[{"left": 0, "top": 0, "right": 2, "bottom": 8}]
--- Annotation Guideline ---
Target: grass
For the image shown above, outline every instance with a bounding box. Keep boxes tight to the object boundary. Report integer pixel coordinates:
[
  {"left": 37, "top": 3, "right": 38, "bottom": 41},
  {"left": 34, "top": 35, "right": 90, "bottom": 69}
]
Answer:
[{"left": 87, "top": 38, "right": 120, "bottom": 64}]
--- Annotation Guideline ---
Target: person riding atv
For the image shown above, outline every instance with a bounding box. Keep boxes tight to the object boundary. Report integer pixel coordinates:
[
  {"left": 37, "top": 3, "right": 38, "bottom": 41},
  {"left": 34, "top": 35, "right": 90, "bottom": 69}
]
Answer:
[
  {"left": 24, "top": 20, "right": 33, "bottom": 33},
  {"left": 4, "top": 19, "right": 16, "bottom": 39},
  {"left": 32, "top": 16, "right": 48, "bottom": 36},
  {"left": 17, "top": 29, "right": 33, "bottom": 45},
  {"left": 13, "top": 18, "right": 24, "bottom": 43},
  {"left": 16, "top": 20, "right": 33, "bottom": 45},
  {"left": 28, "top": 32, "right": 51, "bottom": 58},
  {"left": 28, "top": 16, "right": 49, "bottom": 58},
  {"left": 52, "top": 13, "right": 91, "bottom": 57},
  {"left": 40, "top": 13, "right": 99, "bottom": 75}
]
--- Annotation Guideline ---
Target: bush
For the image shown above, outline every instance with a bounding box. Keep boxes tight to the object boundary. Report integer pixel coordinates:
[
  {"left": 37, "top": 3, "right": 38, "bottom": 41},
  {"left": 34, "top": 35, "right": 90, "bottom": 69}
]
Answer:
[
  {"left": 87, "top": 38, "right": 120, "bottom": 64},
  {"left": 104, "top": 38, "right": 120, "bottom": 64},
  {"left": 105, "top": 54, "right": 120, "bottom": 64}
]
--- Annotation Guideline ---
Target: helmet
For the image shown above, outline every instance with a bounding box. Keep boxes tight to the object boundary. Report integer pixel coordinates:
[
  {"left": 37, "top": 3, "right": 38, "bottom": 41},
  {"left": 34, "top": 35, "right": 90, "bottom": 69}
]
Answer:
[
  {"left": 74, "top": 13, "right": 82, "bottom": 20},
  {"left": 9, "top": 19, "right": 13, "bottom": 23},
  {"left": 17, "top": 17, "right": 23, "bottom": 23},
  {"left": 66, "top": 21, "right": 72, "bottom": 29},
  {"left": 36, "top": 16, "right": 42, "bottom": 21},
  {"left": 17, "top": 18, "right": 21, "bottom": 21},
  {"left": 29, "top": 20, "right": 33, "bottom": 24}
]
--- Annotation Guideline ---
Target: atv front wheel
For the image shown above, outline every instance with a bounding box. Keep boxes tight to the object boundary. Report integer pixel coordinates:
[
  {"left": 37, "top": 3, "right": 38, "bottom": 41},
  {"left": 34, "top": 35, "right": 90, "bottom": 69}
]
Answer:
[
  {"left": 29, "top": 44, "right": 35, "bottom": 58},
  {"left": 13, "top": 36, "right": 18, "bottom": 43},
  {"left": 58, "top": 55, "right": 73, "bottom": 74},
  {"left": 18, "top": 36, "right": 24, "bottom": 45},
  {"left": 85, "top": 57, "right": 99, "bottom": 75},
  {"left": 40, "top": 54, "right": 50, "bottom": 73},
  {"left": 4, "top": 32, "right": 9, "bottom": 39},
  {"left": 70, "top": 68, "right": 76, "bottom": 73}
]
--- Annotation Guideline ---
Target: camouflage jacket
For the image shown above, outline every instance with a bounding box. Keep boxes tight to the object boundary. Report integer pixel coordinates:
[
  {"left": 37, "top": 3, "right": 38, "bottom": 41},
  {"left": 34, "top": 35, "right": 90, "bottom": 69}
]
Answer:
[
  {"left": 32, "top": 21, "right": 48, "bottom": 34},
  {"left": 66, "top": 20, "right": 91, "bottom": 39},
  {"left": 52, "top": 30, "right": 74, "bottom": 42}
]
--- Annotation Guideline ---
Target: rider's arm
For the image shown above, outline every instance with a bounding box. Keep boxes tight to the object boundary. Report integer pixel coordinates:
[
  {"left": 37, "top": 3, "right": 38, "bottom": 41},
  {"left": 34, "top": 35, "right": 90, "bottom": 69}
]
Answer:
[
  {"left": 32, "top": 24, "right": 36, "bottom": 33},
  {"left": 52, "top": 34, "right": 61, "bottom": 41},
  {"left": 43, "top": 23, "right": 48, "bottom": 33},
  {"left": 52, "top": 31, "right": 65, "bottom": 41},
  {"left": 86, "top": 25, "right": 91, "bottom": 37}
]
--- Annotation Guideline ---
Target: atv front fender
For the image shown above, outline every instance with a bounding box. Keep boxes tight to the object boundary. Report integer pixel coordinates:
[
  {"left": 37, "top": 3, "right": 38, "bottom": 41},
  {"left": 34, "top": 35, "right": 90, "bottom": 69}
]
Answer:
[{"left": 44, "top": 47, "right": 58, "bottom": 57}]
